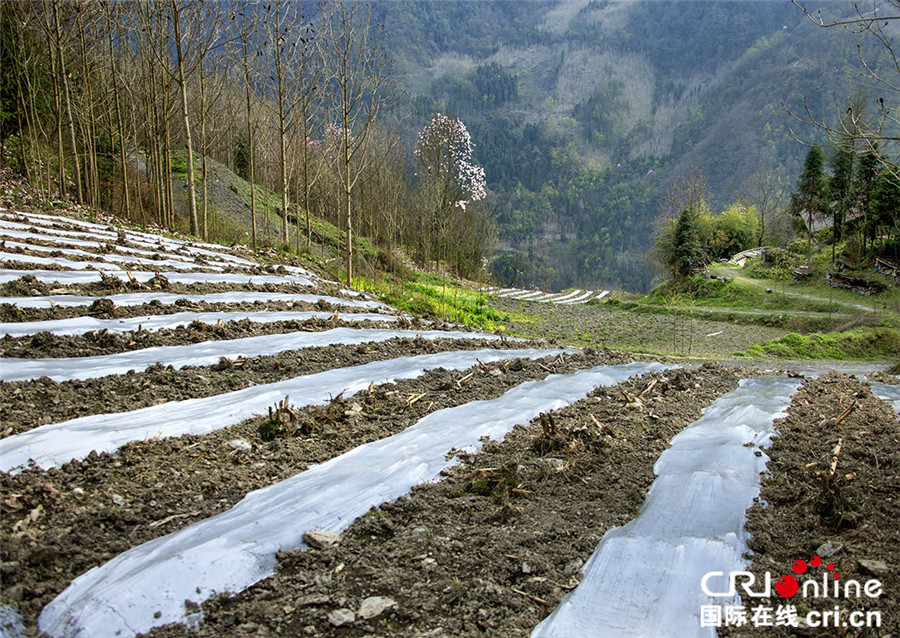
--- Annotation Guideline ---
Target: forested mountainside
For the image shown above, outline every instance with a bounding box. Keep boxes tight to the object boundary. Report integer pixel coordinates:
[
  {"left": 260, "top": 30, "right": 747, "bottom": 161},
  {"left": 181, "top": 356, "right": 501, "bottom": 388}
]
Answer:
[
  {"left": 374, "top": 0, "right": 894, "bottom": 292},
  {"left": 2, "top": 0, "right": 894, "bottom": 293}
]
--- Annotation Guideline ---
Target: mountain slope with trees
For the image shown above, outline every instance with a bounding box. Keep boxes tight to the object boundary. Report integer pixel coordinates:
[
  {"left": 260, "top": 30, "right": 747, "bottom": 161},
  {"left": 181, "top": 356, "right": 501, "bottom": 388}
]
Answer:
[
  {"left": 1, "top": 0, "right": 897, "bottom": 294},
  {"left": 375, "top": 0, "right": 898, "bottom": 291}
]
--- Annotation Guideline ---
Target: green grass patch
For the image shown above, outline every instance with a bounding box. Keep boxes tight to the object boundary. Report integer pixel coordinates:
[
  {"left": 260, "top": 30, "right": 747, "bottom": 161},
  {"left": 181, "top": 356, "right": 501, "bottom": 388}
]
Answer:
[
  {"left": 642, "top": 274, "right": 842, "bottom": 313},
  {"left": 734, "top": 327, "right": 900, "bottom": 360},
  {"left": 356, "top": 272, "right": 519, "bottom": 331},
  {"left": 206, "top": 205, "right": 252, "bottom": 246},
  {"left": 169, "top": 150, "right": 202, "bottom": 183},
  {"left": 591, "top": 295, "right": 844, "bottom": 332},
  {"left": 716, "top": 256, "right": 900, "bottom": 315}
]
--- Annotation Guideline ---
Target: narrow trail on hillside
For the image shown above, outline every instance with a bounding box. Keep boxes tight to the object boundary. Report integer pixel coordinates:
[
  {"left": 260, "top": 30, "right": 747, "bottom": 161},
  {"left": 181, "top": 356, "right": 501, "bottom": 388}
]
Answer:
[{"left": 716, "top": 267, "right": 875, "bottom": 312}]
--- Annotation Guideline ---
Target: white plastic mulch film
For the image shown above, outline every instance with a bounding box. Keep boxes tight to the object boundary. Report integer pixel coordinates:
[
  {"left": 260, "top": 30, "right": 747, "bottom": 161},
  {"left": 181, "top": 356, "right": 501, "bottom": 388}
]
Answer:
[
  {"left": 531, "top": 376, "right": 802, "bottom": 638},
  {"left": 0, "top": 347, "right": 571, "bottom": 473},
  {"left": 37, "top": 362, "right": 672, "bottom": 638},
  {"left": 0, "top": 268, "right": 315, "bottom": 287},
  {"left": 0, "top": 327, "right": 503, "bottom": 382},
  {"left": 0, "top": 240, "right": 225, "bottom": 271},
  {"left": 0, "top": 209, "right": 259, "bottom": 267},
  {"left": 0, "top": 290, "right": 391, "bottom": 311},
  {"left": 0, "top": 310, "right": 400, "bottom": 338},
  {"left": 0, "top": 605, "right": 25, "bottom": 638},
  {"left": 870, "top": 382, "right": 900, "bottom": 413}
]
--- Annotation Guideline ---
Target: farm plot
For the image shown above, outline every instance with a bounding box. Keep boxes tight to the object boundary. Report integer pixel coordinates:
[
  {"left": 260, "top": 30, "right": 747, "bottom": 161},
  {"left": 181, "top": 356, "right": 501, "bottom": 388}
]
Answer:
[
  {"left": 479, "top": 286, "right": 609, "bottom": 306},
  {"left": 2, "top": 210, "right": 897, "bottom": 638}
]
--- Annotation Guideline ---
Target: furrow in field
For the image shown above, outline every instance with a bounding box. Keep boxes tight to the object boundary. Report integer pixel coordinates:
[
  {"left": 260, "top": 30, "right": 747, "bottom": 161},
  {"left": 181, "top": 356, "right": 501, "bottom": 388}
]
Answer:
[
  {"left": 0, "top": 241, "right": 225, "bottom": 271},
  {"left": 38, "top": 361, "right": 670, "bottom": 638},
  {"left": 0, "top": 290, "right": 391, "bottom": 311},
  {"left": 1, "top": 347, "right": 570, "bottom": 473},
  {"left": 0, "top": 310, "right": 403, "bottom": 337},
  {"left": 0, "top": 210, "right": 259, "bottom": 268},
  {"left": 532, "top": 376, "right": 801, "bottom": 638},
  {"left": 0, "top": 268, "right": 315, "bottom": 287},
  {"left": 0, "top": 328, "right": 511, "bottom": 382}
]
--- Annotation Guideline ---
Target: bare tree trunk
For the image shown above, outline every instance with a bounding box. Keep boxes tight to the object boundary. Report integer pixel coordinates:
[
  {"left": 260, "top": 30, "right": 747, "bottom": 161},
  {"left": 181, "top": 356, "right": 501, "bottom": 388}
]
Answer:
[
  {"left": 171, "top": 0, "right": 199, "bottom": 236},
  {"left": 274, "top": 22, "right": 290, "bottom": 245},
  {"left": 13, "top": 54, "right": 32, "bottom": 185},
  {"left": 43, "top": 4, "right": 65, "bottom": 199},
  {"left": 147, "top": 68, "right": 164, "bottom": 226},
  {"left": 77, "top": 13, "right": 99, "bottom": 210},
  {"left": 242, "top": 36, "right": 257, "bottom": 251},
  {"left": 106, "top": 6, "right": 131, "bottom": 219},
  {"left": 344, "top": 119, "right": 353, "bottom": 284},
  {"left": 279, "top": 113, "right": 289, "bottom": 244},
  {"left": 199, "top": 55, "right": 208, "bottom": 240},
  {"left": 164, "top": 85, "right": 175, "bottom": 228},
  {"left": 54, "top": 1, "right": 83, "bottom": 205}
]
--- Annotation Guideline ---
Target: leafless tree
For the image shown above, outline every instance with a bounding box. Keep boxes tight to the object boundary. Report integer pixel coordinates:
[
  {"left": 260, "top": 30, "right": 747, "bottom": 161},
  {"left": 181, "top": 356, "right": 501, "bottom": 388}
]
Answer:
[
  {"left": 294, "top": 24, "right": 324, "bottom": 254},
  {"left": 741, "top": 164, "right": 789, "bottom": 246},
  {"left": 231, "top": 4, "right": 262, "bottom": 249},
  {"left": 170, "top": 0, "right": 200, "bottom": 235},
  {"left": 320, "top": 0, "right": 398, "bottom": 283},
  {"left": 103, "top": 1, "right": 133, "bottom": 220},
  {"left": 791, "top": 1, "right": 900, "bottom": 175},
  {"left": 658, "top": 168, "right": 711, "bottom": 222},
  {"left": 261, "top": 0, "right": 311, "bottom": 244}
]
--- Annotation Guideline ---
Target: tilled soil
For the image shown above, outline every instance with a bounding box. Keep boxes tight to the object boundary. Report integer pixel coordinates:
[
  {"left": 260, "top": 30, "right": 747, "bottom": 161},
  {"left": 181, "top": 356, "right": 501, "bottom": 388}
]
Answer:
[
  {"left": 0, "top": 338, "right": 547, "bottom": 435},
  {"left": 0, "top": 315, "right": 455, "bottom": 360},
  {"left": 492, "top": 295, "right": 787, "bottom": 357},
  {"left": 0, "top": 244, "right": 226, "bottom": 270},
  {"left": 0, "top": 298, "right": 388, "bottom": 324},
  {"left": 140, "top": 365, "right": 745, "bottom": 638},
  {"left": 721, "top": 373, "right": 900, "bottom": 637},
  {"left": 0, "top": 275, "right": 347, "bottom": 301},
  {"left": 1, "top": 348, "right": 631, "bottom": 632}
]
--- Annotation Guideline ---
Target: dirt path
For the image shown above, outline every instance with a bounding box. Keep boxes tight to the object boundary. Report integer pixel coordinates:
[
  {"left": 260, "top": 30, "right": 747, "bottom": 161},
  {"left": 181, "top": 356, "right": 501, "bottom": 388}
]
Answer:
[{"left": 716, "top": 266, "right": 876, "bottom": 313}]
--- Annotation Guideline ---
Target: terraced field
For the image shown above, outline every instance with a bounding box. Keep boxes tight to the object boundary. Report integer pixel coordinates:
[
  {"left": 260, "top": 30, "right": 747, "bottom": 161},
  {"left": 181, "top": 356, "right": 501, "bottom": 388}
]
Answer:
[{"left": 1, "top": 209, "right": 897, "bottom": 638}]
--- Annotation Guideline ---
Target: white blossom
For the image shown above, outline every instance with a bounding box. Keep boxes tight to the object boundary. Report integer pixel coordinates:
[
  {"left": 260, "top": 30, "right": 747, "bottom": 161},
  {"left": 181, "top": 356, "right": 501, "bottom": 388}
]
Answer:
[{"left": 415, "top": 113, "right": 486, "bottom": 208}]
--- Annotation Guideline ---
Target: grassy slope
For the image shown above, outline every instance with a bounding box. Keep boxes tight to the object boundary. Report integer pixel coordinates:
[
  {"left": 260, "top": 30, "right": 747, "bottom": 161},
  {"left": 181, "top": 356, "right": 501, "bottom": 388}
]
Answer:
[{"left": 584, "top": 257, "right": 900, "bottom": 360}]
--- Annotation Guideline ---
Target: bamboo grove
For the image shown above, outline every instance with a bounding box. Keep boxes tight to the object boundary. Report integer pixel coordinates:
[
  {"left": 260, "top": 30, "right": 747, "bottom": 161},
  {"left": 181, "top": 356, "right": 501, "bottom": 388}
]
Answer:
[{"left": 0, "top": 0, "right": 496, "bottom": 283}]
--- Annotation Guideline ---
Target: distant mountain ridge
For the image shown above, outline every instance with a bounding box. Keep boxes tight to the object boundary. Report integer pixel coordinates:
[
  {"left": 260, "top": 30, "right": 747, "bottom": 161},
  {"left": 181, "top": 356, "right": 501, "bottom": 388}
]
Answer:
[{"left": 375, "top": 0, "right": 890, "bottom": 292}]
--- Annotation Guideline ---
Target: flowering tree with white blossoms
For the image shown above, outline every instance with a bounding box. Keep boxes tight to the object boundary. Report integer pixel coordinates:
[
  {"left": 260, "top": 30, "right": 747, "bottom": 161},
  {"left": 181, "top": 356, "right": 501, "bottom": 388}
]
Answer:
[
  {"left": 415, "top": 113, "right": 486, "bottom": 210},
  {"left": 414, "top": 113, "right": 488, "bottom": 269}
]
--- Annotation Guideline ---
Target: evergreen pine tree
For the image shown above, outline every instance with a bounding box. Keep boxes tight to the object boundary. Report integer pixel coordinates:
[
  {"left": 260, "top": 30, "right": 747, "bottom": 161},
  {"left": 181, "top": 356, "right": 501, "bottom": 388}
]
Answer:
[
  {"left": 789, "top": 145, "right": 829, "bottom": 266},
  {"left": 829, "top": 141, "right": 855, "bottom": 244},
  {"left": 854, "top": 146, "right": 880, "bottom": 258},
  {"left": 672, "top": 205, "right": 703, "bottom": 278}
]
